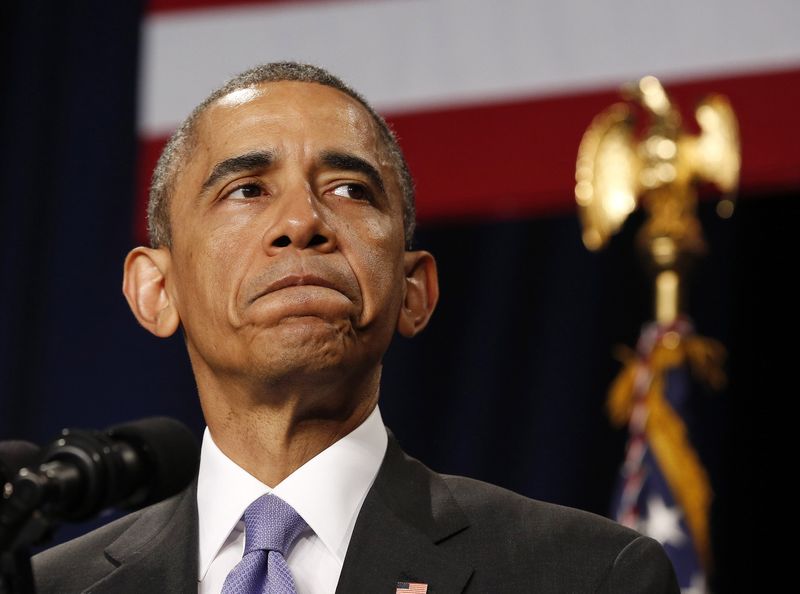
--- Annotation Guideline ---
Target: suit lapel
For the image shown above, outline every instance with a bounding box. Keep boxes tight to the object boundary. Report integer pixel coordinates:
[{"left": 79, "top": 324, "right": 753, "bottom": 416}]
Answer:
[
  {"left": 85, "top": 482, "right": 198, "bottom": 594},
  {"left": 336, "top": 436, "right": 473, "bottom": 594}
]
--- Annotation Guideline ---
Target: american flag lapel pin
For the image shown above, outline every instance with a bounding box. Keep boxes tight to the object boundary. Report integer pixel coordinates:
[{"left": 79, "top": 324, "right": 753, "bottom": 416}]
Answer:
[{"left": 396, "top": 581, "right": 428, "bottom": 593}]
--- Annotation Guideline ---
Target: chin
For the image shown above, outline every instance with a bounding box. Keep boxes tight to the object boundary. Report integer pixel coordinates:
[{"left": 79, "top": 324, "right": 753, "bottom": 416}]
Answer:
[
  {"left": 275, "top": 315, "right": 352, "bottom": 342},
  {"left": 256, "top": 317, "right": 356, "bottom": 376}
]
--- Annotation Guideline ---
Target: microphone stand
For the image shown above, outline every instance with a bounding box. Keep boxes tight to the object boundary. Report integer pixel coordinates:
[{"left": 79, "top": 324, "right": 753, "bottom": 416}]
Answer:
[
  {"left": 0, "top": 428, "right": 102, "bottom": 594},
  {"left": 0, "top": 548, "right": 37, "bottom": 594},
  {"left": 1, "top": 416, "right": 199, "bottom": 593},
  {"left": 0, "top": 469, "right": 59, "bottom": 594}
]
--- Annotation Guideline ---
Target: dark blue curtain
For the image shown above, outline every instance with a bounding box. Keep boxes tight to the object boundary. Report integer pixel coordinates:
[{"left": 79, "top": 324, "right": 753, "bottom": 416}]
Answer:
[
  {"left": 2, "top": 2, "right": 786, "bottom": 590},
  {"left": 0, "top": 0, "right": 199, "bottom": 545},
  {"left": 0, "top": 0, "right": 202, "bottom": 444}
]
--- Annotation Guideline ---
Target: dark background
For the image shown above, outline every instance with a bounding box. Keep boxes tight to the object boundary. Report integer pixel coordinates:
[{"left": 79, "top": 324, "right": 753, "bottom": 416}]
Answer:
[{"left": 2, "top": 2, "right": 791, "bottom": 590}]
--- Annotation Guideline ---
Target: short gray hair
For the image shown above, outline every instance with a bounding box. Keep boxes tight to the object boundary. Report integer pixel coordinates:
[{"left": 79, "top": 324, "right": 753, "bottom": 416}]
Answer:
[{"left": 147, "top": 62, "right": 416, "bottom": 249}]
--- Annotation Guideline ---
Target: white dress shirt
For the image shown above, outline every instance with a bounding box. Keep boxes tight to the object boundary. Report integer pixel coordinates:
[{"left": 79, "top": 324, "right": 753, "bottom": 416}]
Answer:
[{"left": 196, "top": 405, "right": 387, "bottom": 594}]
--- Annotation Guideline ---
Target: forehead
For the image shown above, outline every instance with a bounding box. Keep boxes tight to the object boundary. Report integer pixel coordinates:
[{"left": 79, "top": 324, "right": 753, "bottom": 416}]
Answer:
[{"left": 192, "top": 81, "right": 384, "bottom": 166}]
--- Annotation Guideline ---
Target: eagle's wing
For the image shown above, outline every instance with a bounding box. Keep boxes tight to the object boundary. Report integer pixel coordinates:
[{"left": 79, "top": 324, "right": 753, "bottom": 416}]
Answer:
[
  {"left": 575, "top": 103, "right": 642, "bottom": 250},
  {"left": 681, "top": 94, "right": 740, "bottom": 194}
]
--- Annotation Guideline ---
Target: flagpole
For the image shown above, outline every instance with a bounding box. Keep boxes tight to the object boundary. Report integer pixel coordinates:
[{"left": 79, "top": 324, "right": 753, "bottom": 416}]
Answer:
[{"left": 575, "top": 76, "right": 739, "bottom": 590}]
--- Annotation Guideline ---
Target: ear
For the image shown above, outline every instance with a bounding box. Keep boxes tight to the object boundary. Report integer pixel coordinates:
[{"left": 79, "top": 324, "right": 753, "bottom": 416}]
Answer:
[
  {"left": 397, "top": 250, "right": 439, "bottom": 338},
  {"left": 122, "top": 247, "right": 180, "bottom": 338}
]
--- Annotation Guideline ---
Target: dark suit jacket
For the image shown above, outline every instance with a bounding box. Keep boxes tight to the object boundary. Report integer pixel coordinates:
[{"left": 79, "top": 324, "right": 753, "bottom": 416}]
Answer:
[{"left": 33, "top": 434, "right": 679, "bottom": 593}]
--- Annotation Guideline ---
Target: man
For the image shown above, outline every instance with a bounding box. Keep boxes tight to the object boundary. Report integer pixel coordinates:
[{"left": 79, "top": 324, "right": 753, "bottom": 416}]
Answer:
[{"left": 34, "top": 62, "right": 678, "bottom": 593}]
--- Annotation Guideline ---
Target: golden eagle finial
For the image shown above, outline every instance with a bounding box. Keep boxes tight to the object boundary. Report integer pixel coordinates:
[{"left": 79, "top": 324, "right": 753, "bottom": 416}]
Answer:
[{"left": 575, "top": 76, "right": 740, "bottom": 253}]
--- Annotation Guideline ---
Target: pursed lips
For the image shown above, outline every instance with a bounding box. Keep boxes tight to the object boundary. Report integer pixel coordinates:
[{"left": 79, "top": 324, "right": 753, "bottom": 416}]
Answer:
[{"left": 249, "top": 273, "right": 346, "bottom": 304}]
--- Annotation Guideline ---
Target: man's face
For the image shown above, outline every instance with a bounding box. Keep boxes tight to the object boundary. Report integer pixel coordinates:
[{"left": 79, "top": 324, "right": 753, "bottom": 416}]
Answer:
[{"left": 163, "top": 81, "right": 410, "bottom": 385}]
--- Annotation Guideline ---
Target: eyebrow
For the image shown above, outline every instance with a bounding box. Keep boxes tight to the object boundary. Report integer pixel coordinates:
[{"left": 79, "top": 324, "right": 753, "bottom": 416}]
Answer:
[
  {"left": 201, "top": 150, "right": 274, "bottom": 191},
  {"left": 320, "top": 151, "right": 386, "bottom": 195}
]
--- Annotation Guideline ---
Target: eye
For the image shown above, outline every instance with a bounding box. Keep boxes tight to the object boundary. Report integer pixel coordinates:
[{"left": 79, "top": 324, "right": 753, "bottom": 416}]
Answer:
[
  {"left": 226, "top": 182, "right": 265, "bottom": 200},
  {"left": 331, "top": 183, "right": 372, "bottom": 202}
]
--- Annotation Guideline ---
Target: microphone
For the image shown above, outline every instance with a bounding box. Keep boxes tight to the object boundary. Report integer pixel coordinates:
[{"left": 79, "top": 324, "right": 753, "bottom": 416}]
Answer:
[
  {"left": 0, "top": 442, "right": 41, "bottom": 488},
  {"left": 6, "top": 417, "right": 199, "bottom": 524}
]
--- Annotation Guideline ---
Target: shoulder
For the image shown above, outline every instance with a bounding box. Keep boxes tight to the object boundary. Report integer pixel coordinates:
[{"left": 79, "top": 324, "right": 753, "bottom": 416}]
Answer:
[
  {"left": 439, "top": 474, "right": 679, "bottom": 593},
  {"left": 32, "top": 506, "right": 148, "bottom": 592},
  {"left": 440, "top": 475, "right": 678, "bottom": 593},
  {"left": 443, "top": 473, "right": 634, "bottom": 544},
  {"left": 33, "top": 489, "right": 193, "bottom": 594},
  {"left": 377, "top": 438, "right": 678, "bottom": 592}
]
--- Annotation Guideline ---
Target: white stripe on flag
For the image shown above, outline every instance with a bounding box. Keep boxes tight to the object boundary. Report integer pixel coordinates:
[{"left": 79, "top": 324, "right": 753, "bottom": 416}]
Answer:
[{"left": 139, "top": 0, "right": 800, "bottom": 136}]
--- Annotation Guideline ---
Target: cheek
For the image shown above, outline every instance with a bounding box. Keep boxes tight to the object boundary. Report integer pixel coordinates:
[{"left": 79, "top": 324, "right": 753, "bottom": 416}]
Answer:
[
  {"left": 344, "top": 216, "right": 406, "bottom": 322},
  {"left": 174, "top": 221, "right": 256, "bottom": 324}
]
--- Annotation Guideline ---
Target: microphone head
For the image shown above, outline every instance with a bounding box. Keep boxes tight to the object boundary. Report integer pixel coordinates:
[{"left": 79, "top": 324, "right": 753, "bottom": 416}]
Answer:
[
  {"left": 0, "top": 440, "right": 41, "bottom": 485},
  {"left": 106, "top": 416, "right": 200, "bottom": 509}
]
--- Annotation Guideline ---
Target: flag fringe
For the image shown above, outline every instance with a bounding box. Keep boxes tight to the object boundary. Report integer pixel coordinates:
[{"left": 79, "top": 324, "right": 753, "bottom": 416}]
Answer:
[{"left": 608, "top": 325, "right": 725, "bottom": 570}]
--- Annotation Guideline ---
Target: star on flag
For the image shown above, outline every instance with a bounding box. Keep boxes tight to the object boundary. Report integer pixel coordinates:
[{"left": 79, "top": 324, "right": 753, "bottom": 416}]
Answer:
[{"left": 639, "top": 495, "right": 687, "bottom": 548}]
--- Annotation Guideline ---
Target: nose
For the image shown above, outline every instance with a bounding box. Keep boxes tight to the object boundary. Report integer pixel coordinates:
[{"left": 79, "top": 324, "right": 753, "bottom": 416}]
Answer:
[{"left": 261, "top": 185, "right": 336, "bottom": 256}]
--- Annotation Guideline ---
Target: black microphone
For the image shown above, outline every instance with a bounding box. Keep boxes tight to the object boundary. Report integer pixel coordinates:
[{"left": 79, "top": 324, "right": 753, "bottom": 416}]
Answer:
[
  {"left": 0, "top": 442, "right": 41, "bottom": 488},
  {"left": 7, "top": 417, "right": 199, "bottom": 523}
]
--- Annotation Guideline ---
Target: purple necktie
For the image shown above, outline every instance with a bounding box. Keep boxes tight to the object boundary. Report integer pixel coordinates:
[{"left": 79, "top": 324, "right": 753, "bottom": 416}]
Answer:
[{"left": 222, "top": 494, "right": 308, "bottom": 594}]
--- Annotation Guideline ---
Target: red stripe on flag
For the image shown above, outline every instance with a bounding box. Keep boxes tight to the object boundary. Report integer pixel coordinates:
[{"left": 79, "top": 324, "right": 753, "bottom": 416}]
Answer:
[{"left": 134, "top": 67, "right": 800, "bottom": 244}]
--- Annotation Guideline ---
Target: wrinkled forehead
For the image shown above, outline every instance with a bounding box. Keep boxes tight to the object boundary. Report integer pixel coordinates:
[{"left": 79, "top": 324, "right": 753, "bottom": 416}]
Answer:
[{"left": 193, "top": 81, "right": 387, "bottom": 165}]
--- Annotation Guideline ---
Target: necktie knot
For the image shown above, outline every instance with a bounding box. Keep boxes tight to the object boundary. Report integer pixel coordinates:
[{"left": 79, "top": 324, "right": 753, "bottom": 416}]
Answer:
[
  {"left": 223, "top": 494, "right": 308, "bottom": 594},
  {"left": 243, "top": 493, "right": 308, "bottom": 556}
]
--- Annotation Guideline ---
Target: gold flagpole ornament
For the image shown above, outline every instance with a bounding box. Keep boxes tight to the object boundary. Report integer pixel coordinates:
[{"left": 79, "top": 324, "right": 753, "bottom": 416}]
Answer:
[
  {"left": 577, "top": 77, "right": 739, "bottom": 580},
  {"left": 575, "top": 75, "right": 740, "bottom": 323}
]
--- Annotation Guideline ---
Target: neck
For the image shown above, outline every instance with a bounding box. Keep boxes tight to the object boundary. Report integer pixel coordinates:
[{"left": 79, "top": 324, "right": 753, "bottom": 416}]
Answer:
[{"left": 197, "top": 367, "right": 381, "bottom": 487}]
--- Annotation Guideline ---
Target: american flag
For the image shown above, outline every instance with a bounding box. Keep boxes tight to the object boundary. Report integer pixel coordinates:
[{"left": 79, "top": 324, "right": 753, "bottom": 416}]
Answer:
[
  {"left": 396, "top": 582, "right": 429, "bottom": 594},
  {"left": 609, "top": 319, "right": 719, "bottom": 594},
  {"left": 137, "top": 0, "right": 799, "bottom": 244}
]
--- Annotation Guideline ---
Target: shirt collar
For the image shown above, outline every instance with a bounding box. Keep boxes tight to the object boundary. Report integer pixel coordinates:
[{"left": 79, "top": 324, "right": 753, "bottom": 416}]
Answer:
[{"left": 196, "top": 405, "right": 387, "bottom": 580}]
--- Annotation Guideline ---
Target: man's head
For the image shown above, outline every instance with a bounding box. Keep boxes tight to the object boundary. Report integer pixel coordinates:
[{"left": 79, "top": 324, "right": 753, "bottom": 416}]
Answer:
[
  {"left": 148, "top": 62, "right": 417, "bottom": 251},
  {"left": 122, "top": 62, "right": 438, "bottom": 408}
]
